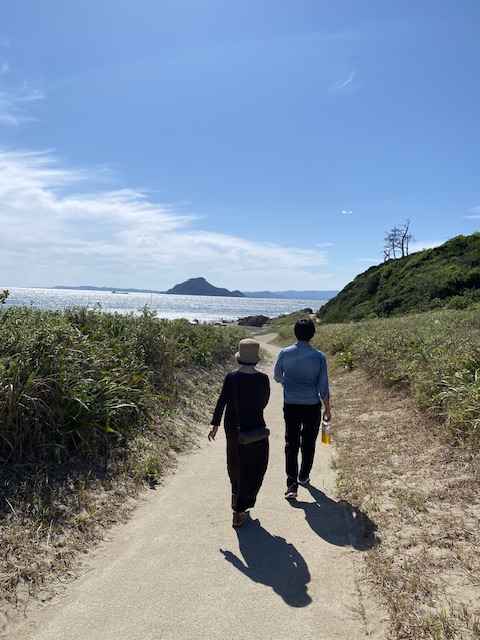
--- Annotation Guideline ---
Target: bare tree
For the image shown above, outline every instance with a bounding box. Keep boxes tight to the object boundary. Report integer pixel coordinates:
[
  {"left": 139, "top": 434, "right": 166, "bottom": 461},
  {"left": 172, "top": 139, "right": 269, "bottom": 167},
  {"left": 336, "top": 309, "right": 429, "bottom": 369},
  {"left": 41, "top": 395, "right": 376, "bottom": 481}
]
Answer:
[
  {"left": 383, "top": 225, "right": 401, "bottom": 260},
  {"left": 383, "top": 220, "right": 414, "bottom": 260},
  {"left": 399, "top": 218, "right": 414, "bottom": 257}
]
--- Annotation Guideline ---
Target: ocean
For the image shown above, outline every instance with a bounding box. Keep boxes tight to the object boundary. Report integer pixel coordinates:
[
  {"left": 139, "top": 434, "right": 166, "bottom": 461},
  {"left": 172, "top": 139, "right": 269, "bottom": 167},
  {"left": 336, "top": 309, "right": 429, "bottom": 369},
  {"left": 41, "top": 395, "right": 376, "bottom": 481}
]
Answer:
[{"left": 0, "top": 287, "right": 325, "bottom": 324}]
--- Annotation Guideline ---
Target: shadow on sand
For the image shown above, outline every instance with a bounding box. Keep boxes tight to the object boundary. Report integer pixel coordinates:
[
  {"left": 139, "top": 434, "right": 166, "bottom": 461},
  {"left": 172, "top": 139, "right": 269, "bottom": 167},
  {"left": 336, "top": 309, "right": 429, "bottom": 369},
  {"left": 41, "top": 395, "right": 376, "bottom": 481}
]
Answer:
[
  {"left": 288, "top": 483, "right": 378, "bottom": 551},
  {"left": 220, "top": 485, "right": 378, "bottom": 607},
  {"left": 220, "top": 518, "right": 312, "bottom": 608}
]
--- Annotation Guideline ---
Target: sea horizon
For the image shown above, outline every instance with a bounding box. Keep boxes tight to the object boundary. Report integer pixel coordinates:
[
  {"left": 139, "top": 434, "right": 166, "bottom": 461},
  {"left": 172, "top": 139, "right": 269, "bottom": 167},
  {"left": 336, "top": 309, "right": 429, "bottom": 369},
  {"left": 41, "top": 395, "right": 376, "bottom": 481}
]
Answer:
[
  {"left": 0, "top": 286, "right": 326, "bottom": 324},
  {"left": 48, "top": 283, "right": 338, "bottom": 301}
]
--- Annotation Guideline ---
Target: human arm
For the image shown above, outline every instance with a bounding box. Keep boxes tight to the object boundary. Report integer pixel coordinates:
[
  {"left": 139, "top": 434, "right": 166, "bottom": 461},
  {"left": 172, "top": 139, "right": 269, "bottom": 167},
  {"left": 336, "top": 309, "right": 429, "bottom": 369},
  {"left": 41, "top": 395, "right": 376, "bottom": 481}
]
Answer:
[
  {"left": 208, "top": 375, "right": 230, "bottom": 441},
  {"left": 208, "top": 425, "right": 218, "bottom": 441},
  {"left": 322, "top": 398, "right": 331, "bottom": 423},
  {"left": 273, "top": 352, "right": 284, "bottom": 385},
  {"left": 318, "top": 353, "right": 331, "bottom": 421}
]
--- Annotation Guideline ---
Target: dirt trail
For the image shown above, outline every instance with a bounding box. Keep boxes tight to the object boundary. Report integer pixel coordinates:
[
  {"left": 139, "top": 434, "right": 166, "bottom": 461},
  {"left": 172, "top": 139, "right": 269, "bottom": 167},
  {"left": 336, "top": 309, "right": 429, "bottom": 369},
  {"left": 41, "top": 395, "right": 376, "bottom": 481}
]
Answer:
[{"left": 5, "top": 333, "right": 388, "bottom": 640}]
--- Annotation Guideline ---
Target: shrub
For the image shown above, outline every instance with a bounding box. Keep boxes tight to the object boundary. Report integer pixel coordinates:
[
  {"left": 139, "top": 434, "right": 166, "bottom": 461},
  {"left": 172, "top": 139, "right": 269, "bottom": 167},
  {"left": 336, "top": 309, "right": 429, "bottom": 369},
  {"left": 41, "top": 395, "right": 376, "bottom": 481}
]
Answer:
[
  {"left": 310, "top": 306, "right": 480, "bottom": 444},
  {"left": 0, "top": 306, "right": 243, "bottom": 465}
]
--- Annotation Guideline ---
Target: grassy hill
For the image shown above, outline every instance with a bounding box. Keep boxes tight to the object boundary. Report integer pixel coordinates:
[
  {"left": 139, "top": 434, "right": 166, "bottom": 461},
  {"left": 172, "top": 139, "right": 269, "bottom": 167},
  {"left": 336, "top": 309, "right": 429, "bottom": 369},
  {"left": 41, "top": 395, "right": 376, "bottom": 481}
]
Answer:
[{"left": 317, "top": 232, "right": 480, "bottom": 323}]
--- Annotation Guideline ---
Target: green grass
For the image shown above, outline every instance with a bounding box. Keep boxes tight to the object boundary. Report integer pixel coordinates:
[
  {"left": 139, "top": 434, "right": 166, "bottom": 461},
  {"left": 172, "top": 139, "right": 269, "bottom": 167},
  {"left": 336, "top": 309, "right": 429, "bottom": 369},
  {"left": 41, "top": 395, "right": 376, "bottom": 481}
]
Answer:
[
  {"left": 0, "top": 305, "right": 243, "bottom": 465},
  {"left": 271, "top": 306, "right": 480, "bottom": 446}
]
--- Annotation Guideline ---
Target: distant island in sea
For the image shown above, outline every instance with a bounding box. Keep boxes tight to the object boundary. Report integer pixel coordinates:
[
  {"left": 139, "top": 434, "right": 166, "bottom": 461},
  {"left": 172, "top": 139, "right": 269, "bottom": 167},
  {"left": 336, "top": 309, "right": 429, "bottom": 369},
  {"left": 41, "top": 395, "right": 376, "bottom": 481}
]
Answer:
[
  {"left": 53, "top": 277, "right": 339, "bottom": 300},
  {"left": 165, "top": 277, "right": 245, "bottom": 297}
]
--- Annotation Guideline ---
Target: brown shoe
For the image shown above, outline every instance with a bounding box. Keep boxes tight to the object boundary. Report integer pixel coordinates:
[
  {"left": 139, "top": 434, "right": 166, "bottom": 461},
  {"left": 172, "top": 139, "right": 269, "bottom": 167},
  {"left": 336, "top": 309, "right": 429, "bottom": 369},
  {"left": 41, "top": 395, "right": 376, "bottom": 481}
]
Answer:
[{"left": 232, "top": 512, "right": 248, "bottom": 528}]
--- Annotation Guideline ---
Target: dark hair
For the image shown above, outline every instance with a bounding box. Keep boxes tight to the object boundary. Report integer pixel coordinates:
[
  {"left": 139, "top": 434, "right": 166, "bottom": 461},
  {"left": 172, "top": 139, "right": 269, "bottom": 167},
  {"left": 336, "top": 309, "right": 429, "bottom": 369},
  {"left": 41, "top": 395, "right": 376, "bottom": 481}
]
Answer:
[{"left": 294, "top": 318, "right": 315, "bottom": 341}]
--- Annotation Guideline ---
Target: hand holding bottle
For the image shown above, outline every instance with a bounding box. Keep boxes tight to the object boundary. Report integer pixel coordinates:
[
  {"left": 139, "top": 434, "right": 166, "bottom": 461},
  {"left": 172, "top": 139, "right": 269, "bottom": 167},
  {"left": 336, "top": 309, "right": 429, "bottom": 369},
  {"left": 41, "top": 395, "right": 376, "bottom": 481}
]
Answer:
[{"left": 321, "top": 417, "right": 331, "bottom": 446}]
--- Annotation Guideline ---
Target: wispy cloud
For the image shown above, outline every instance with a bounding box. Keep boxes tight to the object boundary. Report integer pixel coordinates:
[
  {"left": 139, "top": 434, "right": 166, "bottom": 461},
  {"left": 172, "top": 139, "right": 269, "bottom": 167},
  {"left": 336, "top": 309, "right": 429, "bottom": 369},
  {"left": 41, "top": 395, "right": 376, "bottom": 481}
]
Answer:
[
  {"left": 464, "top": 205, "right": 480, "bottom": 219},
  {"left": 0, "top": 149, "right": 331, "bottom": 290},
  {"left": 409, "top": 240, "right": 445, "bottom": 253},
  {"left": 339, "top": 210, "right": 353, "bottom": 215},
  {"left": 0, "top": 86, "right": 45, "bottom": 126},
  {"left": 328, "top": 70, "right": 360, "bottom": 95}
]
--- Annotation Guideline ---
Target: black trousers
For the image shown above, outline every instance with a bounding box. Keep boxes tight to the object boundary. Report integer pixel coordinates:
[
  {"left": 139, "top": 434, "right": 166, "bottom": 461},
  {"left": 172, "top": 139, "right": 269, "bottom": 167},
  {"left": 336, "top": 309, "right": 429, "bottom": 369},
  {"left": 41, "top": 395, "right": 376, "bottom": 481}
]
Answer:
[{"left": 283, "top": 402, "right": 321, "bottom": 487}]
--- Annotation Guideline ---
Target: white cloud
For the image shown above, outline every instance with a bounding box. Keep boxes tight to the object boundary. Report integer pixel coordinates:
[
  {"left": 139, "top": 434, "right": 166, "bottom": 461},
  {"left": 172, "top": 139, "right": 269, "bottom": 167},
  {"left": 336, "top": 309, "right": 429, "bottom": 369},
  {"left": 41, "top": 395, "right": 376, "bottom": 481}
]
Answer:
[
  {"left": 465, "top": 206, "right": 480, "bottom": 218},
  {"left": 0, "top": 149, "right": 332, "bottom": 291},
  {"left": 0, "top": 87, "right": 45, "bottom": 126},
  {"left": 19, "top": 88, "right": 46, "bottom": 102},
  {"left": 409, "top": 240, "right": 444, "bottom": 253},
  {"left": 328, "top": 70, "right": 360, "bottom": 95}
]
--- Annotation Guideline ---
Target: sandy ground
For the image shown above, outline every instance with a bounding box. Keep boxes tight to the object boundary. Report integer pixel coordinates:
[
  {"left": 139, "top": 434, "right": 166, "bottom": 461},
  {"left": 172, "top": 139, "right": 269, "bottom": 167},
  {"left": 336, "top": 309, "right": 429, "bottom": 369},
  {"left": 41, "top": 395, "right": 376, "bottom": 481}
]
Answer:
[{"left": 5, "top": 334, "right": 388, "bottom": 640}]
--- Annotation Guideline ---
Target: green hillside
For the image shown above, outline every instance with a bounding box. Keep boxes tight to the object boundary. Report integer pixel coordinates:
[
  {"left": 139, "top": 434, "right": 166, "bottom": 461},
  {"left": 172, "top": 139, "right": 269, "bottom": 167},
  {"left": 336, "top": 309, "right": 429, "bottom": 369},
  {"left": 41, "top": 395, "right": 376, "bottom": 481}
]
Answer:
[{"left": 317, "top": 232, "right": 480, "bottom": 323}]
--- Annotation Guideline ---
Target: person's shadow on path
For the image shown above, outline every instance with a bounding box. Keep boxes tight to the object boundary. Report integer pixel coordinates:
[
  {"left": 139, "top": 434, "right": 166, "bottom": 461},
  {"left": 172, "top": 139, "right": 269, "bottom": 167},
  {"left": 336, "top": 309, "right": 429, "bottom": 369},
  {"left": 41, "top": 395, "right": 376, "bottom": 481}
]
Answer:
[
  {"left": 288, "top": 484, "right": 378, "bottom": 551},
  {"left": 220, "top": 518, "right": 312, "bottom": 608}
]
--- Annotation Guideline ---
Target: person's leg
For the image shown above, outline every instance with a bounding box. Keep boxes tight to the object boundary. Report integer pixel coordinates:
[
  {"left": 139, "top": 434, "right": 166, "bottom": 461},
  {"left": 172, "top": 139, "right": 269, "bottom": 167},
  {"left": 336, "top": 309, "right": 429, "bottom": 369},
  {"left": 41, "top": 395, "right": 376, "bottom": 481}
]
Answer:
[
  {"left": 299, "top": 402, "right": 321, "bottom": 481},
  {"left": 284, "top": 404, "right": 302, "bottom": 488},
  {"left": 235, "top": 438, "right": 269, "bottom": 513}
]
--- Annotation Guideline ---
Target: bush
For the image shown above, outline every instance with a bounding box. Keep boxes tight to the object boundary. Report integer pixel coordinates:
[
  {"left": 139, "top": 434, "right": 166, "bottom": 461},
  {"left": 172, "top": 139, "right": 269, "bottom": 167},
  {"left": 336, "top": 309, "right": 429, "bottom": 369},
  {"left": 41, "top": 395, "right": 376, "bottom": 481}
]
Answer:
[
  {"left": 310, "top": 306, "right": 480, "bottom": 444},
  {"left": 0, "top": 306, "right": 243, "bottom": 465}
]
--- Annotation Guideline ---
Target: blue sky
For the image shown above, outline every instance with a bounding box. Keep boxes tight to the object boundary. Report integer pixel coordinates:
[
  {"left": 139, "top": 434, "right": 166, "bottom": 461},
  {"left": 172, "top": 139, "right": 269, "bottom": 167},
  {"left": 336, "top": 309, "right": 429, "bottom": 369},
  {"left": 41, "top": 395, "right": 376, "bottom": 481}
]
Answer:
[{"left": 1, "top": 1, "right": 479, "bottom": 293}]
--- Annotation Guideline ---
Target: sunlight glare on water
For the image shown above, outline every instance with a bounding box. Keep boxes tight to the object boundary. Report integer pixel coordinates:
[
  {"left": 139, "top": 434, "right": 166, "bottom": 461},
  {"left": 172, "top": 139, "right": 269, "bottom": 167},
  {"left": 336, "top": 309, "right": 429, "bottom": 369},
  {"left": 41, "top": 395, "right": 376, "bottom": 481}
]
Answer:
[{"left": 1, "top": 288, "right": 325, "bottom": 323}]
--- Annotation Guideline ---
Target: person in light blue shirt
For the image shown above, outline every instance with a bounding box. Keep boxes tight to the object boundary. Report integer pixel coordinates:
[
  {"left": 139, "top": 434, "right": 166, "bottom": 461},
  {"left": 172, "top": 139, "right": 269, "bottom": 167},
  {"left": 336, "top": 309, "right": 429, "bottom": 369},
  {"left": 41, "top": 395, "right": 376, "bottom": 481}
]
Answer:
[{"left": 274, "top": 318, "right": 331, "bottom": 499}]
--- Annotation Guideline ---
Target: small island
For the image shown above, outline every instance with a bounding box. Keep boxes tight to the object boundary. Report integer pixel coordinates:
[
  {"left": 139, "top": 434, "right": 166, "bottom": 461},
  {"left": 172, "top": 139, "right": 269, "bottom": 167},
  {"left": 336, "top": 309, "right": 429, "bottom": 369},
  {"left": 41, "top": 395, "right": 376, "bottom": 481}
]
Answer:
[{"left": 165, "top": 277, "right": 245, "bottom": 298}]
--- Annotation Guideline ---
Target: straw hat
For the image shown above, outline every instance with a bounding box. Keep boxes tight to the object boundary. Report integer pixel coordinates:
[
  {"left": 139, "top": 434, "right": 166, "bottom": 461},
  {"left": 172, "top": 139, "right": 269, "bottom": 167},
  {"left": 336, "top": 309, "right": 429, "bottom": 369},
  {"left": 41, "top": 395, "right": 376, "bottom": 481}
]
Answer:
[{"left": 235, "top": 338, "right": 260, "bottom": 364}]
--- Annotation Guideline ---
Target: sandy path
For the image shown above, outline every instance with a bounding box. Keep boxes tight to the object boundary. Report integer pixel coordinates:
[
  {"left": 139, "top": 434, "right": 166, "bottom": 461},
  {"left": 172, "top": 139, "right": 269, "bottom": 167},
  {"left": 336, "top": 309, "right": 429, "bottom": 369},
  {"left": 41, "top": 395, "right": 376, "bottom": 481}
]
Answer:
[{"left": 7, "top": 334, "right": 386, "bottom": 640}]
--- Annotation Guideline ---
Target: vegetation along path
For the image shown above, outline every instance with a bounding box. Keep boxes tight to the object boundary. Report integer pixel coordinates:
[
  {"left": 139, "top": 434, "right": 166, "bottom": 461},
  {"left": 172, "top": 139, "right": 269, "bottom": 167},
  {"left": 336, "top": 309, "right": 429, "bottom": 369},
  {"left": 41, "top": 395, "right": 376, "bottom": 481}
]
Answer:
[
  {"left": 4, "top": 319, "right": 479, "bottom": 639},
  {"left": 5, "top": 333, "right": 388, "bottom": 640}
]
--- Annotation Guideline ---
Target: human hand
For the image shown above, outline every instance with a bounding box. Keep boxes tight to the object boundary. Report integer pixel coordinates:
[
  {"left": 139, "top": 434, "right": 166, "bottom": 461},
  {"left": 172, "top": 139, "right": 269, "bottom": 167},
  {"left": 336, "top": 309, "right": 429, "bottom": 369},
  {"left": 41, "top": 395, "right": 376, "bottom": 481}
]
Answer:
[{"left": 208, "top": 426, "right": 218, "bottom": 441}]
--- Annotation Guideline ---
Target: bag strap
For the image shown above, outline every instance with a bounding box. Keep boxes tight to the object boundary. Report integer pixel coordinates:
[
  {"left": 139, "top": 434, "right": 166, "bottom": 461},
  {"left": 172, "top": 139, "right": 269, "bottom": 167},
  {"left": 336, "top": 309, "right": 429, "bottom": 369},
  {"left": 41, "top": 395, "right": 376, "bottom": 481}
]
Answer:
[{"left": 231, "top": 372, "right": 242, "bottom": 433}]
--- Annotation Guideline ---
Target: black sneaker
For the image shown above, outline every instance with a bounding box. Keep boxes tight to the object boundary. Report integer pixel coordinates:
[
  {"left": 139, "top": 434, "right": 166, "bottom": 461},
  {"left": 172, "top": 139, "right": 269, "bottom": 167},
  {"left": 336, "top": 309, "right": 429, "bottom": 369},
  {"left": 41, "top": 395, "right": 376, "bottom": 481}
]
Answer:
[
  {"left": 298, "top": 477, "right": 310, "bottom": 485},
  {"left": 285, "top": 485, "right": 298, "bottom": 499}
]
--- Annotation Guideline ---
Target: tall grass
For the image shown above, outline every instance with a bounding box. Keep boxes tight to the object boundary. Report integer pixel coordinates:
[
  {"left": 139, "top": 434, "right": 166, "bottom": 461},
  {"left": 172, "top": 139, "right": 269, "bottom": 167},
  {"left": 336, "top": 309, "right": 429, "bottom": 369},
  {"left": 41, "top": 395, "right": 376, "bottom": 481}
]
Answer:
[
  {"left": 0, "top": 306, "right": 243, "bottom": 465},
  {"left": 311, "top": 305, "right": 480, "bottom": 445}
]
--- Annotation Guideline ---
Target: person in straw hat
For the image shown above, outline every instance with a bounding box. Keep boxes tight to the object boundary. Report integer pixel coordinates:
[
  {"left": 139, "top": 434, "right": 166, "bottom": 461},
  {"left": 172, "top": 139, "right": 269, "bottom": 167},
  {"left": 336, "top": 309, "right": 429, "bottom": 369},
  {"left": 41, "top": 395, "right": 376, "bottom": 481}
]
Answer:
[{"left": 208, "top": 338, "right": 270, "bottom": 527}]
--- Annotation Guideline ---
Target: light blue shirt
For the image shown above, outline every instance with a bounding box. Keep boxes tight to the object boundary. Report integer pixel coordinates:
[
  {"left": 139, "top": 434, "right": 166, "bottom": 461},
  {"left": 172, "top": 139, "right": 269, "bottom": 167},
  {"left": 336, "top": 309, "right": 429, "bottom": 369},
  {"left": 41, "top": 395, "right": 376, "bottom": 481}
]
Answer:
[{"left": 274, "top": 342, "right": 330, "bottom": 405}]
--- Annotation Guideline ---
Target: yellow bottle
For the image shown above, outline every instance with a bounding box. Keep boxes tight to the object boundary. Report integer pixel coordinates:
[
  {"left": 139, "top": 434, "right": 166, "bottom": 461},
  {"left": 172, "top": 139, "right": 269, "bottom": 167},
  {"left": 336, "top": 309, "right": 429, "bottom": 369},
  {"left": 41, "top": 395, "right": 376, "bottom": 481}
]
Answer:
[{"left": 322, "top": 421, "right": 331, "bottom": 446}]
